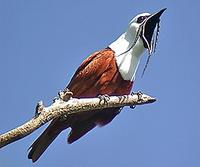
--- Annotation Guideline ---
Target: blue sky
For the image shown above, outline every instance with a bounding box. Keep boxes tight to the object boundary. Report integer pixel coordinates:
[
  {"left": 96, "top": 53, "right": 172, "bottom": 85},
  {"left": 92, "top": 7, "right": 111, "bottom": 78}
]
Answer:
[{"left": 0, "top": 1, "right": 199, "bottom": 167}]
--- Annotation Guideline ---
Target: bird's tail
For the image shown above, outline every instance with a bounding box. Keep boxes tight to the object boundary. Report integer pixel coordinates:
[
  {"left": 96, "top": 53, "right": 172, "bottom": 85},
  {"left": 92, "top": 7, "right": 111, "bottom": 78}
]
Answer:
[{"left": 28, "top": 121, "right": 64, "bottom": 162}]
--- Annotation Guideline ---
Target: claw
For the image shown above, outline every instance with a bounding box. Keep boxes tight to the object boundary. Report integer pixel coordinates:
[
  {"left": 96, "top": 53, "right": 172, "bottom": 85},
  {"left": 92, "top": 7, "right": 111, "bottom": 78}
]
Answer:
[
  {"left": 131, "top": 91, "right": 143, "bottom": 101},
  {"left": 118, "top": 95, "right": 127, "bottom": 103},
  {"left": 98, "top": 94, "right": 110, "bottom": 105},
  {"left": 131, "top": 92, "right": 135, "bottom": 96},
  {"left": 58, "top": 88, "right": 73, "bottom": 101},
  {"left": 130, "top": 91, "right": 143, "bottom": 109},
  {"left": 136, "top": 91, "right": 143, "bottom": 102}
]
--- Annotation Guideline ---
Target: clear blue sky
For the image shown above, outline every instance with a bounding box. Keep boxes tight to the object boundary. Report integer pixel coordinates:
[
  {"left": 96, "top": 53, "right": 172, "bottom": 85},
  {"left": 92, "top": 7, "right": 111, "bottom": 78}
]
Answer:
[{"left": 0, "top": 1, "right": 199, "bottom": 167}]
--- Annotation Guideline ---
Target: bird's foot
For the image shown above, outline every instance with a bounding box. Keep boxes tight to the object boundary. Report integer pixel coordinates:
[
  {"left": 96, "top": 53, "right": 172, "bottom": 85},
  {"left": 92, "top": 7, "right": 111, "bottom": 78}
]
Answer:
[
  {"left": 35, "top": 100, "right": 45, "bottom": 117},
  {"left": 131, "top": 91, "right": 143, "bottom": 101},
  {"left": 58, "top": 88, "right": 73, "bottom": 102},
  {"left": 118, "top": 95, "right": 127, "bottom": 103},
  {"left": 130, "top": 91, "right": 143, "bottom": 109},
  {"left": 98, "top": 94, "right": 110, "bottom": 105}
]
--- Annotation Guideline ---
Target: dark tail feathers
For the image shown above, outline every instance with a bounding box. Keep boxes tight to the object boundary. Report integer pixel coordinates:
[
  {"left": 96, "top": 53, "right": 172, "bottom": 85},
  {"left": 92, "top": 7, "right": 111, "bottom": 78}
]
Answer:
[{"left": 28, "top": 123, "right": 62, "bottom": 162}]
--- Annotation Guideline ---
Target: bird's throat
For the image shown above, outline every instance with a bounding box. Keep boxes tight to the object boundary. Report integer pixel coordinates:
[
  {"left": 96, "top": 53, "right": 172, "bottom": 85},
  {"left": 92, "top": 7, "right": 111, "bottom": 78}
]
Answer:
[{"left": 109, "top": 32, "right": 145, "bottom": 81}]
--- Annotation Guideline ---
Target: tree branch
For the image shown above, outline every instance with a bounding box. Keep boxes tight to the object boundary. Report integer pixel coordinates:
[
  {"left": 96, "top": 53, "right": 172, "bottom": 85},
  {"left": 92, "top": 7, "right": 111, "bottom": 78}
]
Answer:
[{"left": 0, "top": 92, "right": 156, "bottom": 149}]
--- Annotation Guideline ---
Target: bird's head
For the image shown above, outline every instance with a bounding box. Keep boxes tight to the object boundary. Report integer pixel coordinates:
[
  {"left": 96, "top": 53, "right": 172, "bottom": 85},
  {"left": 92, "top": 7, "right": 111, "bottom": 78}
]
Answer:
[
  {"left": 125, "top": 8, "right": 166, "bottom": 76},
  {"left": 109, "top": 8, "right": 166, "bottom": 79},
  {"left": 128, "top": 8, "right": 166, "bottom": 54}
]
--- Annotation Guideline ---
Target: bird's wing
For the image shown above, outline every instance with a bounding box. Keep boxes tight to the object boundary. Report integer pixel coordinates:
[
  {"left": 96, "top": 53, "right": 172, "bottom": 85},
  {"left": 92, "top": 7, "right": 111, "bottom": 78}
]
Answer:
[
  {"left": 28, "top": 48, "right": 130, "bottom": 161},
  {"left": 67, "top": 48, "right": 116, "bottom": 97}
]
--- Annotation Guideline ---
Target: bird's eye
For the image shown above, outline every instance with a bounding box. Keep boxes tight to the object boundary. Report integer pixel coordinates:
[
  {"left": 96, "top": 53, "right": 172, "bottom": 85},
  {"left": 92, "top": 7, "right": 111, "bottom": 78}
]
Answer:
[{"left": 137, "top": 16, "right": 146, "bottom": 23}]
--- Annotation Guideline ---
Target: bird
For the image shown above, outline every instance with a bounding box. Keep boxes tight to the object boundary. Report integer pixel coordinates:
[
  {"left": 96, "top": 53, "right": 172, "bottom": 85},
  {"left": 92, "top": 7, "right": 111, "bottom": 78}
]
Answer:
[{"left": 28, "top": 8, "right": 166, "bottom": 162}]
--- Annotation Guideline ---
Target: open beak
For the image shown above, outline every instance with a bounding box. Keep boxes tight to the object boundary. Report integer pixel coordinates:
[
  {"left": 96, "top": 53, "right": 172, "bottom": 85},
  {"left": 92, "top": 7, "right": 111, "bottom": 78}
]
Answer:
[{"left": 141, "top": 8, "right": 166, "bottom": 54}]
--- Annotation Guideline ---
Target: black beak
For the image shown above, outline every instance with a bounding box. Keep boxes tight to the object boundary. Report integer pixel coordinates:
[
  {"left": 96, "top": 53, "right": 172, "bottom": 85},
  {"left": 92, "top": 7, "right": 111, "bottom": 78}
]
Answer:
[{"left": 141, "top": 8, "right": 166, "bottom": 53}]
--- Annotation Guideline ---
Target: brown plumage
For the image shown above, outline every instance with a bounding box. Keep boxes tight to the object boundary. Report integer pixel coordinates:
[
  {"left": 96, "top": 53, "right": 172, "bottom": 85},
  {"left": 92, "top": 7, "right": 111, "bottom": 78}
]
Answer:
[
  {"left": 28, "top": 48, "right": 133, "bottom": 162},
  {"left": 28, "top": 7, "right": 166, "bottom": 163}
]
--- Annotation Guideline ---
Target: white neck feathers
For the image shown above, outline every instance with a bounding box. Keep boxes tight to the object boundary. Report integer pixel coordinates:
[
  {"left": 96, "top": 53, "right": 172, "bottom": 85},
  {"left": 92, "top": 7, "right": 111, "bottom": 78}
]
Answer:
[{"left": 109, "top": 29, "right": 145, "bottom": 81}]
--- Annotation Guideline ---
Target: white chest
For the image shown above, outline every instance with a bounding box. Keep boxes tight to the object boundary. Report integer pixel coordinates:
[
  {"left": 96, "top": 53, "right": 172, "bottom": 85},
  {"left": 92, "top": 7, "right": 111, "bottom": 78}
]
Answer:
[{"left": 110, "top": 36, "right": 145, "bottom": 81}]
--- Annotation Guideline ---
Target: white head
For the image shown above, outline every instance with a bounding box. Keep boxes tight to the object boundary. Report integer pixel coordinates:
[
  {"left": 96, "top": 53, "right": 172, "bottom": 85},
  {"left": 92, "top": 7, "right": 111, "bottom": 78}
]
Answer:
[
  {"left": 128, "top": 12, "right": 151, "bottom": 34},
  {"left": 109, "top": 9, "right": 166, "bottom": 81}
]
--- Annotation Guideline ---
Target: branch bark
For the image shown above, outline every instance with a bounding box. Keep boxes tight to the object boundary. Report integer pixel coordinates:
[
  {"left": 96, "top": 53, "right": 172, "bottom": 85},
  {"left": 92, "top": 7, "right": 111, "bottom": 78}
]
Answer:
[{"left": 0, "top": 93, "right": 156, "bottom": 149}]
